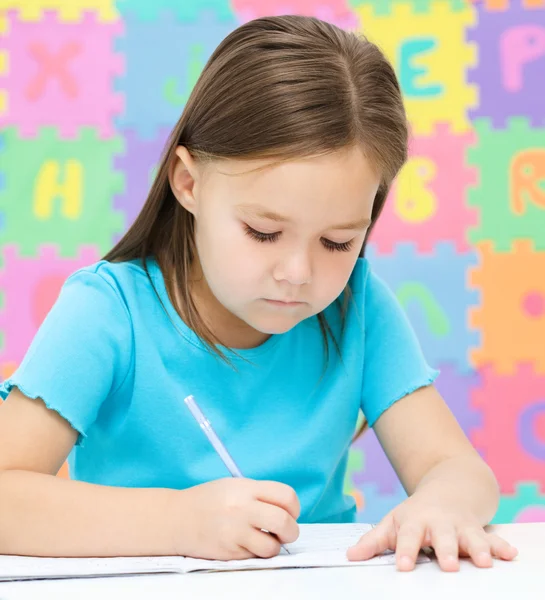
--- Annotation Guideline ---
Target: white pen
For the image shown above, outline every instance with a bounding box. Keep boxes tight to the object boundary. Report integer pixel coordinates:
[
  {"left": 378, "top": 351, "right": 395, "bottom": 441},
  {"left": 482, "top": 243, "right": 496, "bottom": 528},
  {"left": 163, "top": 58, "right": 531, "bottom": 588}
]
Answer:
[{"left": 184, "top": 394, "right": 291, "bottom": 555}]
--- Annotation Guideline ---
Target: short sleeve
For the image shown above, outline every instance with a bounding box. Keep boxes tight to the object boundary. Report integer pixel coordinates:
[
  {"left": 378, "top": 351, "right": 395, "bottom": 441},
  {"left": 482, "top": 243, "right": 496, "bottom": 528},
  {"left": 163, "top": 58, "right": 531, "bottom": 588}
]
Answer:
[
  {"left": 0, "top": 268, "right": 133, "bottom": 446},
  {"left": 361, "top": 269, "right": 440, "bottom": 428}
]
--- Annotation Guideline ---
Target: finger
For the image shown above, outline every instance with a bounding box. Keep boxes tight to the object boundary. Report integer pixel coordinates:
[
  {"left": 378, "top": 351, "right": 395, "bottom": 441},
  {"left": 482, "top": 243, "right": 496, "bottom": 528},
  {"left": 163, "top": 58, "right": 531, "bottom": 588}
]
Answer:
[
  {"left": 230, "top": 545, "right": 257, "bottom": 561},
  {"left": 242, "top": 527, "right": 282, "bottom": 559},
  {"left": 252, "top": 480, "right": 301, "bottom": 520},
  {"left": 250, "top": 502, "right": 299, "bottom": 544},
  {"left": 430, "top": 525, "right": 461, "bottom": 572},
  {"left": 395, "top": 522, "right": 426, "bottom": 571},
  {"left": 457, "top": 528, "right": 494, "bottom": 569},
  {"left": 487, "top": 533, "right": 519, "bottom": 561},
  {"left": 347, "top": 520, "right": 395, "bottom": 561}
]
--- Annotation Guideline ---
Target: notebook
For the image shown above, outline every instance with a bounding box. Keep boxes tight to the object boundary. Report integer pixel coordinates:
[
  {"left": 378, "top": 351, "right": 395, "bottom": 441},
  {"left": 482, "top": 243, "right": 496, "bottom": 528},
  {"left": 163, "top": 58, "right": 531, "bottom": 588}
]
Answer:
[{"left": 0, "top": 523, "right": 430, "bottom": 581}]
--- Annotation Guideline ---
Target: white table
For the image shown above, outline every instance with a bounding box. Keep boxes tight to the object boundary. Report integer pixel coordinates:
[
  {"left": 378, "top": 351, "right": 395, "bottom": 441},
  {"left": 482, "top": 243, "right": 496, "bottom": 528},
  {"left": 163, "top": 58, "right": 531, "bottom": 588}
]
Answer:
[{"left": 1, "top": 523, "right": 543, "bottom": 599}]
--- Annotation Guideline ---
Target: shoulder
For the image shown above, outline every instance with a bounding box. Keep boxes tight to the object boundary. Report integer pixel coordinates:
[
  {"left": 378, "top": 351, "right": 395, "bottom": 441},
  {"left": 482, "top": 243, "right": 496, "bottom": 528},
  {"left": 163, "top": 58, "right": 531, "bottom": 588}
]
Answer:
[
  {"left": 50, "top": 258, "right": 161, "bottom": 334},
  {"left": 63, "top": 258, "right": 156, "bottom": 306},
  {"left": 66, "top": 257, "right": 152, "bottom": 289}
]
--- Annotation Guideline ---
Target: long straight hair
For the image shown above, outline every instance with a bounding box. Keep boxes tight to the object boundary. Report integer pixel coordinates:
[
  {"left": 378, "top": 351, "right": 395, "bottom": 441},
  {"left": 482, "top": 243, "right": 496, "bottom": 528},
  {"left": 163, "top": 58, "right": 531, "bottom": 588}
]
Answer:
[{"left": 104, "top": 15, "right": 409, "bottom": 442}]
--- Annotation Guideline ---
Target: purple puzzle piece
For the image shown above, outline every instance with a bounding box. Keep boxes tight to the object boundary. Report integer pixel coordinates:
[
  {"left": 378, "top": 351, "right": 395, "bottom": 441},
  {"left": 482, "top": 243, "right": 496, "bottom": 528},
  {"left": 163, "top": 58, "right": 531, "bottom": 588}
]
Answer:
[
  {"left": 114, "top": 128, "right": 171, "bottom": 239},
  {"left": 468, "top": 4, "right": 545, "bottom": 127},
  {"left": 434, "top": 363, "right": 483, "bottom": 437},
  {"left": 353, "top": 429, "right": 399, "bottom": 495}
]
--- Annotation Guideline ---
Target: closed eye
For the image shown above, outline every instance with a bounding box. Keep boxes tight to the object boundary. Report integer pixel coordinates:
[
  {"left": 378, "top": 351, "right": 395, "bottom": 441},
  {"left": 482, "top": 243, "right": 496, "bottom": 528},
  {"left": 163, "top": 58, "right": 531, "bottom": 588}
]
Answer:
[{"left": 243, "top": 225, "right": 355, "bottom": 253}]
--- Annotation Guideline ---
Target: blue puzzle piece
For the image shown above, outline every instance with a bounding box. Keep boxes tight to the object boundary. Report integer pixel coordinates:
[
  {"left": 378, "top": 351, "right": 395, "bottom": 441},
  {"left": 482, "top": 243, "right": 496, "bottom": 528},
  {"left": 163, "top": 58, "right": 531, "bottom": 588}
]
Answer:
[
  {"left": 117, "top": 0, "right": 235, "bottom": 22},
  {"left": 365, "top": 242, "right": 480, "bottom": 373},
  {"left": 116, "top": 11, "right": 239, "bottom": 137}
]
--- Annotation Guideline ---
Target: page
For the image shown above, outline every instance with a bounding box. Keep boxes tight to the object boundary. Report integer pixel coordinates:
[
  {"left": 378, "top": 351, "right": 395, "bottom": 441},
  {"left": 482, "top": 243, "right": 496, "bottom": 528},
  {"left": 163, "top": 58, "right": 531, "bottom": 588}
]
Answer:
[
  {"left": 0, "top": 555, "right": 186, "bottom": 582},
  {"left": 0, "top": 524, "right": 430, "bottom": 581},
  {"left": 182, "top": 523, "right": 430, "bottom": 572}
]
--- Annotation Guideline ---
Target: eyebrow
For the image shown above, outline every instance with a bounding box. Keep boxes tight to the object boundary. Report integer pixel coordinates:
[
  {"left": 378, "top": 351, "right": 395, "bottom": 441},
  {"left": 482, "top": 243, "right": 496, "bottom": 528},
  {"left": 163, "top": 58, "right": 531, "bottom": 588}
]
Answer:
[{"left": 237, "top": 204, "right": 371, "bottom": 230}]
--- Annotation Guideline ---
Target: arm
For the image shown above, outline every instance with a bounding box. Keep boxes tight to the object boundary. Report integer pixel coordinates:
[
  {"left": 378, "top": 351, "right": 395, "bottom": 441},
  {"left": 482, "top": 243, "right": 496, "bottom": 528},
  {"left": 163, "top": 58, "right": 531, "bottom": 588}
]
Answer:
[
  {"left": 0, "top": 389, "right": 300, "bottom": 560},
  {"left": 411, "top": 452, "right": 499, "bottom": 526},
  {"left": 373, "top": 384, "right": 500, "bottom": 525},
  {"left": 0, "top": 470, "right": 179, "bottom": 557},
  {"left": 348, "top": 384, "right": 516, "bottom": 571},
  {"left": 0, "top": 388, "right": 179, "bottom": 557}
]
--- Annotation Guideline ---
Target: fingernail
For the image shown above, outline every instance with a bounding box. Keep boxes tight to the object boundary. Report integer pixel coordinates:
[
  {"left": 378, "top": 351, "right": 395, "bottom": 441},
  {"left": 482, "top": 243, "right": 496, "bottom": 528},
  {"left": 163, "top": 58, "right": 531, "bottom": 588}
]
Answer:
[
  {"left": 399, "top": 556, "right": 412, "bottom": 570},
  {"left": 478, "top": 551, "right": 491, "bottom": 563}
]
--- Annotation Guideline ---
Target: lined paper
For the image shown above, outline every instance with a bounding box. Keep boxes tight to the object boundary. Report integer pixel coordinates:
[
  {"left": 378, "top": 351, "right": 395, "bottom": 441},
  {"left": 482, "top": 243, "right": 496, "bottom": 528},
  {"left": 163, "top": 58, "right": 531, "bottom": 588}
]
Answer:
[{"left": 0, "top": 523, "right": 429, "bottom": 581}]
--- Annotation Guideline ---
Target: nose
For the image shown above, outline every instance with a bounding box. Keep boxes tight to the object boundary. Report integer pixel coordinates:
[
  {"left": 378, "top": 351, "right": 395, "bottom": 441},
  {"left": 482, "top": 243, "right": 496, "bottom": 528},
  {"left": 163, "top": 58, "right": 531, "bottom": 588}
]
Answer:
[{"left": 273, "top": 248, "right": 312, "bottom": 286}]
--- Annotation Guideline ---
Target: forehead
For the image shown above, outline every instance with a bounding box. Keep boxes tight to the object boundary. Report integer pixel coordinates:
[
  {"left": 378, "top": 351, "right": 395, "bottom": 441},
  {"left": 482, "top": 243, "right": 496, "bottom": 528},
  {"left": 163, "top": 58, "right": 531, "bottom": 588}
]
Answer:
[{"left": 203, "top": 146, "right": 380, "bottom": 220}]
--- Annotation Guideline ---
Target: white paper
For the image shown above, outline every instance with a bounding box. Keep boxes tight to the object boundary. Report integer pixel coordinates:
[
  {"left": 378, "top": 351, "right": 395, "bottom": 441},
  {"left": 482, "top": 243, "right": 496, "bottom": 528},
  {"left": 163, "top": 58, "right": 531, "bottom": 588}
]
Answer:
[
  {"left": 0, "top": 555, "right": 186, "bottom": 581},
  {"left": 184, "top": 523, "right": 430, "bottom": 572},
  {"left": 0, "top": 523, "right": 430, "bottom": 581}
]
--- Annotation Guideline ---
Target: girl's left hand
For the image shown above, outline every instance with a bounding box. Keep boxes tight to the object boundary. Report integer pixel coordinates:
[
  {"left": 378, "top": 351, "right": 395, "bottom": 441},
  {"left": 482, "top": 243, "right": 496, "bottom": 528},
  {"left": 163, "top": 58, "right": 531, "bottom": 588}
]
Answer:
[{"left": 346, "top": 493, "right": 519, "bottom": 572}]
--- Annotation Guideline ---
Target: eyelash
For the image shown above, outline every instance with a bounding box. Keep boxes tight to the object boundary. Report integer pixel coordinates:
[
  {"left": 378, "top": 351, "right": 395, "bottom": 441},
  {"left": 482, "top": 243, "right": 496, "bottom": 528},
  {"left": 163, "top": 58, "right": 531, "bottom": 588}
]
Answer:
[{"left": 243, "top": 225, "right": 355, "bottom": 253}]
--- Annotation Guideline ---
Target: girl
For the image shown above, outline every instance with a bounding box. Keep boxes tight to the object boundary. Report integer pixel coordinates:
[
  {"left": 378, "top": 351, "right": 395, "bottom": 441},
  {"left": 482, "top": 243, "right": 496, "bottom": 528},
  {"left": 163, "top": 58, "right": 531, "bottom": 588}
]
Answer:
[{"left": 0, "top": 15, "right": 517, "bottom": 572}]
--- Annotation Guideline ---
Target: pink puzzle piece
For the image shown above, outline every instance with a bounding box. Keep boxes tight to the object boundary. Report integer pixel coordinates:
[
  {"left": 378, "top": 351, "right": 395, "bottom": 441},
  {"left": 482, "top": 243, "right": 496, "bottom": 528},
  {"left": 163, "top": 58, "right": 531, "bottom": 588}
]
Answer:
[
  {"left": 1, "top": 10, "right": 123, "bottom": 138},
  {"left": 0, "top": 245, "right": 100, "bottom": 366},
  {"left": 471, "top": 365, "right": 545, "bottom": 494},
  {"left": 232, "top": 0, "right": 358, "bottom": 28},
  {"left": 370, "top": 125, "right": 478, "bottom": 254}
]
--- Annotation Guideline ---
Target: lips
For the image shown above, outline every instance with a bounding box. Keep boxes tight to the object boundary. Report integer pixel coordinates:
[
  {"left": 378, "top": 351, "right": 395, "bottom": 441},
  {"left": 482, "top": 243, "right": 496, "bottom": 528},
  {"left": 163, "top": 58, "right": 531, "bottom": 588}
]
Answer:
[{"left": 264, "top": 299, "right": 304, "bottom": 306}]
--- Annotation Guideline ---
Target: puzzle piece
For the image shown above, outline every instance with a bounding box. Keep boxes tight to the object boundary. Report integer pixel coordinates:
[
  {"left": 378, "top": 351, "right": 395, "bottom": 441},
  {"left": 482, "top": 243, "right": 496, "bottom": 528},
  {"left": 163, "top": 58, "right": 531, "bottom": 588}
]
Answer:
[
  {"left": 116, "top": 10, "right": 238, "bottom": 137},
  {"left": 0, "top": 127, "right": 125, "bottom": 257},
  {"left": 467, "top": 119, "right": 545, "bottom": 250},
  {"left": 471, "top": 365, "right": 545, "bottom": 494},
  {"left": 116, "top": 0, "right": 234, "bottom": 22},
  {"left": 0, "top": 244, "right": 100, "bottom": 366},
  {"left": 468, "top": 240, "right": 545, "bottom": 374},
  {"left": 366, "top": 242, "right": 480, "bottom": 373},
  {"left": 114, "top": 128, "right": 170, "bottom": 235},
  {"left": 0, "top": 10, "right": 124, "bottom": 138},
  {"left": 468, "top": 3, "right": 545, "bottom": 128},
  {"left": 356, "top": 482, "right": 408, "bottom": 524},
  {"left": 0, "top": 13, "right": 6, "bottom": 119},
  {"left": 493, "top": 482, "right": 545, "bottom": 524},
  {"left": 232, "top": 0, "right": 359, "bottom": 29},
  {"left": 433, "top": 363, "right": 483, "bottom": 437},
  {"left": 352, "top": 0, "right": 477, "bottom": 134},
  {"left": 353, "top": 427, "right": 400, "bottom": 494},
  {"left": 370, "top": 124, "right": 478, "bottom": 254},
  {"left": 0, "top": 1, "right": 118, "bottom": 21}
]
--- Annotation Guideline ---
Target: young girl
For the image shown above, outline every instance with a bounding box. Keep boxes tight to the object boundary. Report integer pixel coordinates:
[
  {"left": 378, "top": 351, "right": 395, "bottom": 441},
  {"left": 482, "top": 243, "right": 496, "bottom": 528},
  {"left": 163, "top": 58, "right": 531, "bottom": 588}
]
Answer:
[{"left": 0, "top": 15, "right": 517, "bottom": 572}]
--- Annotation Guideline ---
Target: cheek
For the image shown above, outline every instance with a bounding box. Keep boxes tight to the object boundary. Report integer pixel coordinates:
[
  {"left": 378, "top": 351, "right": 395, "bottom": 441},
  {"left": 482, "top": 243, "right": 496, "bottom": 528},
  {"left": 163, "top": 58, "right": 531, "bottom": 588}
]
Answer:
[
  {"left": 198, "top": 220, "right": 261, "bottom": 284},
  {"left": 319, "top": 255, "right": 358, "bottom": 297}
]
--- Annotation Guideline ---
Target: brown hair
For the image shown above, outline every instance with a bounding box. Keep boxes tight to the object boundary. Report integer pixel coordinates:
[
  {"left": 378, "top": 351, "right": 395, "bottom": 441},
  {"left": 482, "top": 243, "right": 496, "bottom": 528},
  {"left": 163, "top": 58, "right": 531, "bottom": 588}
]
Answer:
[{"left": 104, "top": 15, "right": 408, "bottom": 442}]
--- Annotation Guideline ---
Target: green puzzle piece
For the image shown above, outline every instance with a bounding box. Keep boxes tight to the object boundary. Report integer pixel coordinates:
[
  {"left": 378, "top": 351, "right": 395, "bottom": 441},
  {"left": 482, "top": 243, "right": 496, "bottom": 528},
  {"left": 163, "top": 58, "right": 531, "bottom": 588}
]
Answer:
[
  {"left": 492, "top": 483, "right": 545, "bottom": 524},
  {"left": 0, "top": 127, "right": 125, "bottom": 258},
  {"left": 468, "top": 118, "right": 545, "bottom": 252}
]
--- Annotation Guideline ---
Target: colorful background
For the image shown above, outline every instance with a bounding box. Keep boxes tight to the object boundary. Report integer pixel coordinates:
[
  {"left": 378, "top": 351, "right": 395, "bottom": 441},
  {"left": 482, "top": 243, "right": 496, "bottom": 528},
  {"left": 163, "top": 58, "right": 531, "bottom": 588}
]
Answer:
[{"left": 0, "top": 0, "right": 544, "bottom": 524}]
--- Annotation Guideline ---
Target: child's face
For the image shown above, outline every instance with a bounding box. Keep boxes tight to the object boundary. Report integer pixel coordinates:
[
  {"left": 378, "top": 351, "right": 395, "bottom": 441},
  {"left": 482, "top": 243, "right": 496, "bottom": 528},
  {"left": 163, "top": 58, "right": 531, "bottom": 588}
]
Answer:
[{"left": 171, "top": 145, "right": 380, "bottom": 347}]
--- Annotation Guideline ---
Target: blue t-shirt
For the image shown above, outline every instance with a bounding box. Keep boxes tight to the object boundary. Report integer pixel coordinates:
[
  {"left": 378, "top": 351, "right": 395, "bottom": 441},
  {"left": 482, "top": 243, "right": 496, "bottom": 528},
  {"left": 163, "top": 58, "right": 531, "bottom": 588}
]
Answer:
[{"left": 0, "top": 257, "right": 439, "bottom": 523}]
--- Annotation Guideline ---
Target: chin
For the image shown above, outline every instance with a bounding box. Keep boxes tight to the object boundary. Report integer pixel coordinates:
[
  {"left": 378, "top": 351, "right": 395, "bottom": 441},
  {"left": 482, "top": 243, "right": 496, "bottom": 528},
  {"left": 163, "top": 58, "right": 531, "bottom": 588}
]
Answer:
[{"left": 253, "top": 318, "right": 302, "bottom": 335}]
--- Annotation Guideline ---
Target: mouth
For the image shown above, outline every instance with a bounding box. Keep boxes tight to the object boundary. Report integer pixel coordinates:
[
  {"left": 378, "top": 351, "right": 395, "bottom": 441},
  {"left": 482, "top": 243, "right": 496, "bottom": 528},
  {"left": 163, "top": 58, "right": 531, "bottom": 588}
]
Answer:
[{"left": 264, "top": 299, "right": 305, "bottom": 307}]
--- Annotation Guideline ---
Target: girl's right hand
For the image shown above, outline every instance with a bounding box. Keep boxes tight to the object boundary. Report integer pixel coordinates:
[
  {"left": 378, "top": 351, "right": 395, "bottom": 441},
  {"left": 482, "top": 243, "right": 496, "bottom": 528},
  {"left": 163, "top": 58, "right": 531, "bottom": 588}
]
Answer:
[{"left": 172, "top": 478, "right": 301, "bottom": 560}]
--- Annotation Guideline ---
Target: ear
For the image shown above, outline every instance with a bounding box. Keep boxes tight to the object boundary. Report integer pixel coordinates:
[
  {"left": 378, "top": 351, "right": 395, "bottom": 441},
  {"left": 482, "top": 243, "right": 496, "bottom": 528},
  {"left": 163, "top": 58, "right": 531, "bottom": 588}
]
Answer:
[{"left": 169, "top": 146, "right": 201, "bottom": 216}]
